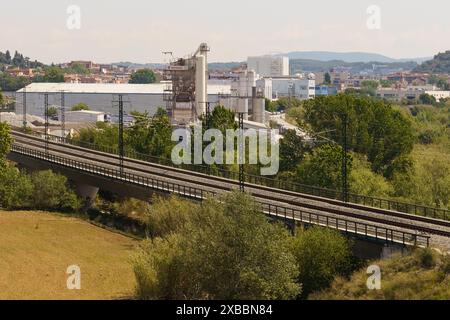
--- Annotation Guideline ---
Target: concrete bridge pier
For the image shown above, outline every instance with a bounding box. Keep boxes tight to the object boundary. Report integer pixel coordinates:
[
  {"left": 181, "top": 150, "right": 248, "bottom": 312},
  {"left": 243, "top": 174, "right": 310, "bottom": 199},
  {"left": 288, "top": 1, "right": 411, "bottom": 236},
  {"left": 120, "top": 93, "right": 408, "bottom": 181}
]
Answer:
[{"left": 75, "top": 183, "right": 99, "bottom": 210}]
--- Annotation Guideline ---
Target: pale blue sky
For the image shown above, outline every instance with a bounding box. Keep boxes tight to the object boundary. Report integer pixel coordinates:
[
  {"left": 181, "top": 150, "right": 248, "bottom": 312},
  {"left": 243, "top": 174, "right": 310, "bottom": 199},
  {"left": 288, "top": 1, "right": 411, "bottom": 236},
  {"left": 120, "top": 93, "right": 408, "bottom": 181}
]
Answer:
[{"left": 1, "top": 0, "right": 449, "bottom": 63}]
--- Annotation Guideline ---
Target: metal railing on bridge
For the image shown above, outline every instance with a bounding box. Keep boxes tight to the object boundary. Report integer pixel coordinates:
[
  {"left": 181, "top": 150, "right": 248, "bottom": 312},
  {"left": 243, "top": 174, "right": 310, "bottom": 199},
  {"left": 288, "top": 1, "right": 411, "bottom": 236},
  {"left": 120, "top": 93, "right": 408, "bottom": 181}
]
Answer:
[
  {"left": 11, "top": 143, "right": 431, "bottom": 248},
  {"left": 15, "top": 130, "right": 450, "bottom": 222}
]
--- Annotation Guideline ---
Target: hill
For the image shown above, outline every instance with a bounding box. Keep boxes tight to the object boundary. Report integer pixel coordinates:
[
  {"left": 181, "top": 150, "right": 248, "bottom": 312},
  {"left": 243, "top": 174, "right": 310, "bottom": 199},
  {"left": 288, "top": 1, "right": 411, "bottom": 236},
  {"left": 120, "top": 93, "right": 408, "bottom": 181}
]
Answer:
[
  {"left": 290, "top": 59, "right": 417, "bottom": 74},
  {"left": 0, "top": 50, "right": 45, "bottom": 69},
  {"left": 414, "top": 51, "right": 450, "bottom": 74},
  {"left": 0, "top": 211, "right": 137, "bottom": 300},
  {"left": 285, "top": 51, "right": 430, "bottom": 64}
]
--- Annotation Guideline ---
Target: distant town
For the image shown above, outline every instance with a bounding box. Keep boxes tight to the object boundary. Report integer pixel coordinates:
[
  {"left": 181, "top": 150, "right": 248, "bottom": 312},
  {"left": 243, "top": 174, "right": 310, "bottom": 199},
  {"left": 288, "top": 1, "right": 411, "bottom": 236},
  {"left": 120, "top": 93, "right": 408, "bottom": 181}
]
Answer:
[{"left": 2, "top": 49, "right": 450, "bottom": 105}]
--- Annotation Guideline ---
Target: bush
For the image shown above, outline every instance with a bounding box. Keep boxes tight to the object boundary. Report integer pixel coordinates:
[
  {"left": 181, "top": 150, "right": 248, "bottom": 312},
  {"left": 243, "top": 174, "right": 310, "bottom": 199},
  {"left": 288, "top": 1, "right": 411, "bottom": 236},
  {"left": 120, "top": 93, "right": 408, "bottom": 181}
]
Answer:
[
  {"left": 415, "top": 249, "right": 437, "bottom": 269},
  {"left": 71, "top": 103, "right": 90, "bottom": 111},
  {"left": 297, "top": 144, "right": 352, "bottom": 191},
  {"left": 133, "top": 192, "right": 301, "bottom": 300},
  {"left": 29, "top": 170, "right": 80, "bottom": 211},
  {"left": 311, "top": 249, "right": 450, "bottom": 300},
  {"left": 0, "top": 166, "right": 33, "bottom": 209},
  {"left": 144, "top": 196, "right": 198, "bottom": 238},
  {"left": 350, "top": 155, "right": 393, "bottom": 198},
  {"left": 292, "top": 226, "right": 352, "bottom": 298}
]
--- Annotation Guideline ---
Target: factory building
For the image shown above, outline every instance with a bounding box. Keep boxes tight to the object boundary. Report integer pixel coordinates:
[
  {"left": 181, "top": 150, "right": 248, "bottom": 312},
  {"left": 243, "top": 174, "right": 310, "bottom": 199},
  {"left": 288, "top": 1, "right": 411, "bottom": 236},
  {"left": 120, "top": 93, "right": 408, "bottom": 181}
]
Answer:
[
  {"left": 218, "top": 70, "right": 266, "bottom": 123},
  {"left": 15, "top": 82, "right": 230, "bottom": 119},
  {"left": 247, "top": 55, "right": 290, "bottom": 77}
]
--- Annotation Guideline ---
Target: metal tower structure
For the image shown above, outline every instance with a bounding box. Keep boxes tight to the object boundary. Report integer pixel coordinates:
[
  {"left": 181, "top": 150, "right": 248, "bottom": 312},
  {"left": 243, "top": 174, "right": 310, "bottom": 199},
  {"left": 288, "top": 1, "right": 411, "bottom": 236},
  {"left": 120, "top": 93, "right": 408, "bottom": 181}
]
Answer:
[
  {"left": 44, "top": 93, "right": 49, "bottom": 154},
  {"left": 238, "top": 112, "right": 245, "bottom": 192},
  {"left": 60, "top": 91, "right": 66, "bottom": 140},
  {"left": 22, "top": 87, "right": 27, "bottom": 130},
  {"left": 112, "top": 94, "right": 130, "bottom": 177}
]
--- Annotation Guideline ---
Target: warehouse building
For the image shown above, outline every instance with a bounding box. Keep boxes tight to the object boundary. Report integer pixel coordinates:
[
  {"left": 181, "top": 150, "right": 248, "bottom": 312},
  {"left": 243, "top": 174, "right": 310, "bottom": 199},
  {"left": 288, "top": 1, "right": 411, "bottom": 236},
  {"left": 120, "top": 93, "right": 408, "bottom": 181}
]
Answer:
[{"left": 15, "top": 82, "right": 231, "bottom": 118}]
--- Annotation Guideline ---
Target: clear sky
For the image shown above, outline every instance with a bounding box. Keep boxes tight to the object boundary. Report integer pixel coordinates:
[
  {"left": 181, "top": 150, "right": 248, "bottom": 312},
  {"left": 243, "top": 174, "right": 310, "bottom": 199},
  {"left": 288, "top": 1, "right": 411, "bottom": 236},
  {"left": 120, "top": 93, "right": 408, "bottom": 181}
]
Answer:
[{"left": 1, "top": 0, "right": 449, "bottom": 63}]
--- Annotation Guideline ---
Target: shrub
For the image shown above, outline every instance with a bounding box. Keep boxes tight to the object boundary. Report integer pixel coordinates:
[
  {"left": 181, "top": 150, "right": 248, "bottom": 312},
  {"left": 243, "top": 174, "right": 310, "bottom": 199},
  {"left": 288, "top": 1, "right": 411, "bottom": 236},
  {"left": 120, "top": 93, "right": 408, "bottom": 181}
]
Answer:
[
  {"left": 311, "top": 248, "right": 450, "bottom": 300},
  {"left": 133, "top": 192, "right": 301, "bottom": 300},
  {"left": 0, "top": 166, "right": 33, "bottom": 209},
  {"left": 145, "top": 196, "right": 199, "bottom": 238},
  {"left": 292, "top": 226, "right": 352, "bottom": 298},
  {"left": 29, "top": 170, "right": 80, "bottom": 211}
]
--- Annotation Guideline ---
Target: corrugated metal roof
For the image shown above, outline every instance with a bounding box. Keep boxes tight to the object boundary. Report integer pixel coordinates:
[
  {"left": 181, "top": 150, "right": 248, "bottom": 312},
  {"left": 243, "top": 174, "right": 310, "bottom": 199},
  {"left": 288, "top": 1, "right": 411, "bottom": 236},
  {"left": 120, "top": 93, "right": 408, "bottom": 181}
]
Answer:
[{"left": 17, "top": 82, "right": 231, "bottom": 95}]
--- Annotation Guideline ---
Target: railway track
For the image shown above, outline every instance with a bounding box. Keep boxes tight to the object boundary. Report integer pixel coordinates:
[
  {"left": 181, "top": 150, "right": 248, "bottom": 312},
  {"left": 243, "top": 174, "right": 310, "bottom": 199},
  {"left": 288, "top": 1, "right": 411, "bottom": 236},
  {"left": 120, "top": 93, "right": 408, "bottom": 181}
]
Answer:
[{"left": 10, "top": 130, "right": 450, "bottom": 240}]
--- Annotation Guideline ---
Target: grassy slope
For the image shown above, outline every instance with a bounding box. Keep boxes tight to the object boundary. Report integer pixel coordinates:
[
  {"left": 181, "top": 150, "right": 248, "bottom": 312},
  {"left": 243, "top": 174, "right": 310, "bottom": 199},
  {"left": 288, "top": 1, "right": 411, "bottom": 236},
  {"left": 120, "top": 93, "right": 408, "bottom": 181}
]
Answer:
[
  {"left": 0, "top": 211, "right": 137, "bottom": 300},
  {"left": 310, "top": 249, "right": 450, "bottom": 300}
]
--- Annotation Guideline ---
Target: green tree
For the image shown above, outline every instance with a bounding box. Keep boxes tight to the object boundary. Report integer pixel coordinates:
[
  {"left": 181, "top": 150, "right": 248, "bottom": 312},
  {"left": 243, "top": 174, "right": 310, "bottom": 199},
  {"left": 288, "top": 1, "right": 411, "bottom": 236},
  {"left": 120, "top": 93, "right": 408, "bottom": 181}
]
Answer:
[
  {"left": 297, "top": 144, "right": 353, "bottom": 191},
  {"left": 360, "top": 80, "right": 379, "bottom": 97},
  {"left": 203, "top": 105, "right": 237, "bottom": 134},
  {"left": 350, "top": 154, "right": 393, "bottom": 198},
  {"left": 47, "top": 106, "right": 58, "bottom": 118},
  {"left": 71, "top": 103, "right": 90, "bottom": 111},
  {"left": 279, "top": 129, "right": 308, "bottom": 172},
  {"left": 29, "top": 170, "right": 80, "bottom": 211},
  {"left": 5, "top": 50, "right": 11, "bottom": 64},
  {"left": 144, "top": 196, "right": 199, "bottom": 238},
  {"left": 301, "top": 94, "right": 414, "bottom": 177},
  {"left": 129, "top": 69, "right": 156, "bottom": 84},
  {"left": 70, "top": 63, "right": 90, "bottom": 75},
  {"left": 42, "top": 66, "right": 65, "bottom": 83},
  {"left": 134, "top": 192, "right": 300, "bottom": 300},
  {"left": 292, "top": 226, "right": 352, "bottom": 298},
  {"left": 0, "top": 122, "right": 12, "bottom": 167},
  {"left": 324, "top": 72, "right": 331, "bottom": 85},
  {"left": 76, "top": 121, "right": 121, "bottom": 148},
  {"left": 265, "top": 98, "right": 277, "bottom": 113},
  {"left": 127, "top": 108, "right": 174, "bottom": 158},
  {"left": 419, "top": 93, "right": 437, "bottom": 105},
  {"left": 380, "top": 79, "right": 394, "bottom": 88},
  {"left": 0, "top": 166, "right": 33, "bottom": 209}
]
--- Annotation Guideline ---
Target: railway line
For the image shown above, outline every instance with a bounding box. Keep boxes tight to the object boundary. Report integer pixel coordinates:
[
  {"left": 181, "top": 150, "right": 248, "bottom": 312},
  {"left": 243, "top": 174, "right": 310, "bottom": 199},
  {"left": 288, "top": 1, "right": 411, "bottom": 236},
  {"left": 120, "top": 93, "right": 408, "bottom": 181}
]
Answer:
[{"left": 9, "top": 130, "right": 450, "bottom": 249}]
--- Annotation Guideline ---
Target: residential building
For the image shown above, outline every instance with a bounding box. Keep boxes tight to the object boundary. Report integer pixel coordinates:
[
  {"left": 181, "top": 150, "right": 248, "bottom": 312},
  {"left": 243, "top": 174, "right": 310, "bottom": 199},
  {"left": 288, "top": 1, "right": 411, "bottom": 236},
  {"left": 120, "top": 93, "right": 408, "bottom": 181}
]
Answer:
[{"left": 247, "top": 55, "right": 289, "bottom": 77}]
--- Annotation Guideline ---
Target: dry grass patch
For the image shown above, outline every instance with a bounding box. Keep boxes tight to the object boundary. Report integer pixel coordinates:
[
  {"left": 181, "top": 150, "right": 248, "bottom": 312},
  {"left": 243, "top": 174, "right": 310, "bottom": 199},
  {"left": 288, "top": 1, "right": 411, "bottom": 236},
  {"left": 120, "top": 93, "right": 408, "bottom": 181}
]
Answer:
[{"left": 0, "top": 211, "right": 137, "bottom": 300}]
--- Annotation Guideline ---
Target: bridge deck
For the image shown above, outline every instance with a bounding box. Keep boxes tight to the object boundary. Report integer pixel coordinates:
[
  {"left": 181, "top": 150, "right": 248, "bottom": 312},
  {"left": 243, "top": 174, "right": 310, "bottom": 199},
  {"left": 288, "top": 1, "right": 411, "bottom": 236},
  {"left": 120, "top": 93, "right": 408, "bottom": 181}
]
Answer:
[{"left": 9, "top": 132, "right": 450, "bottom": 250}]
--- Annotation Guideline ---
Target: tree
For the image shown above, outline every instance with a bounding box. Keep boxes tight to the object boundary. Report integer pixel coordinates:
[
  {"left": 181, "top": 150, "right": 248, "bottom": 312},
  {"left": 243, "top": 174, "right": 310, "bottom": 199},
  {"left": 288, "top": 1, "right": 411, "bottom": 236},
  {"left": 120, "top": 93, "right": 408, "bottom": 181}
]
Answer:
[
  {"left": 419, "top": 93, "right": 437, "bottom": 105},
  {"left": 265, "top": 98, "right": 277, "bottom": 113},
  {"left": 0, "top": 166, "right": 33, "bottom": 209},
  {"left": 70, "top": 63, "right": 90, "bottom": 75},
  {"left": 127, "top": 108, "right": 174, "bottom": 159},
  {"left": 297, "top": 144, "right": 353, "bottom": 191},
  {"left": 0, "top": 122, "right": 12, "bottom": 167},
  {"left": 203, "top": 105, "right": 237, "bottom": 135},
  {"left": 301, "top": 94, "right": 414, "bottom": 177},
  {"left": 292, "top": 226, "right": 352, "bottom": 298},
  {"left": 279, "top": 129, "right": 308, "bottom": 172},
  {"left": 133, "top": 192, "right": 301, "bottom": 300},
  {"left": 273, "top": 97, "right": 302, "bottom": 111},
  {"left": 324, "top": 72, "right": 331, "bottom": 85},
  {"left": 47, "top": 106, "right": 58, "bottom": 118},
  {"left": 29, "top": 170, "right": 80, "bottom": 211},
  {"left": 71, "top": 103, "right": 90, "bottom": 111},
  {"left": 129, "top": 69, "right": 156, "bottom": 84},
  {"left": 350, "top": 154, "right": 393, "bottom": 198},
  {"left": 5, "top": 50, "right": 11, "bottom": 64},
  {"left": 359, "top": 80, "right": 379, "bottom": 97},
  {"left": 42, "top": 66, "right": 65, "bottom": 83}
]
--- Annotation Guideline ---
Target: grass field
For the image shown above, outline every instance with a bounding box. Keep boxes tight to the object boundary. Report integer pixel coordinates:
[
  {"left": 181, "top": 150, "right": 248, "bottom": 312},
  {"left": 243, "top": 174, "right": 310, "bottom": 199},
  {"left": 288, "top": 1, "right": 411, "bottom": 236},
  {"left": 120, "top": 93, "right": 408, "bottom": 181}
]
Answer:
[{"left": 0, "top": 211, "right": 138, "bottom": 300}]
